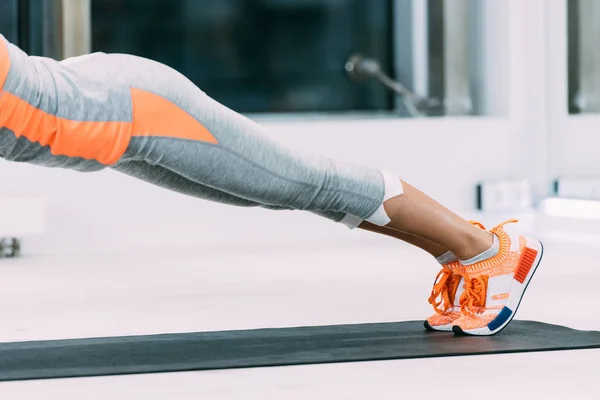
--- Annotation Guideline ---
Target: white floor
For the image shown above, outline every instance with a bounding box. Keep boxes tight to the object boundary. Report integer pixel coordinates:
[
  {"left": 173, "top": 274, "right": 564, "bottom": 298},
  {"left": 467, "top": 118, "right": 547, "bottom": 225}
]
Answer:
[{"left": 0, "top": 233, "right": 599, "bottom": 399}]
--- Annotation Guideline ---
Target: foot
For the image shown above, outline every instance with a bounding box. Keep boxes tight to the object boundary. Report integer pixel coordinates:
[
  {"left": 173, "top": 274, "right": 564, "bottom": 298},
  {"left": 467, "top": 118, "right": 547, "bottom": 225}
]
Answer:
[
  {"left": 424, "top": 221, "right": 486, "bottom": 332},
  {"left": 424, "top": 261, "right": 464, "bottom": 332},
  {"left": 451, "top": 219, "right": 544, "bottom": 336}
]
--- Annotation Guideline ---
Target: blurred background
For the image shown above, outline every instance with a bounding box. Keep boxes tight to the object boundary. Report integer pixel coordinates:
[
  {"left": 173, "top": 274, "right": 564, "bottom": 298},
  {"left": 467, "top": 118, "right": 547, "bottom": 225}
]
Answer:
[
  {"left": 2, "top": 3, "right": 600, "bottom": 397},
  {"left": 0, "top": 0, "right": 598, "bottom": 256}
]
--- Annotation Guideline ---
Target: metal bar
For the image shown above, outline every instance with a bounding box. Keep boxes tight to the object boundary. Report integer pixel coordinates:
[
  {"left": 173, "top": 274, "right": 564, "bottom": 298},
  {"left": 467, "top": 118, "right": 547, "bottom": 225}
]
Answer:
[
  {"left": 411, "top": 0, "right": 429, "bottom": 99},
  {"left": 442, "top": 0, "right": 471, "bottom": 115},
  {"left": 345, "top": 54, "right": 429, "bottom": 117},
  {"left": 567, "top": 0, "right": 580, "bottom": 113},
  {"left": 41, "top": 0, "right": 63, "bottom": 59},
  {"left": 60, "top": 0, "right": 91, "bottom": 58},
  {"left": 426, "top": 0, "right": 444, "bottom": 115},
  {"left": 467, "top": 0, "right": 509, "bottom": 116},
  {"left": 573, "top": 0, "right": 600, "bottom": 113},
  {"left": 393, "top": 0, "right": 419, "bottom": 116}
]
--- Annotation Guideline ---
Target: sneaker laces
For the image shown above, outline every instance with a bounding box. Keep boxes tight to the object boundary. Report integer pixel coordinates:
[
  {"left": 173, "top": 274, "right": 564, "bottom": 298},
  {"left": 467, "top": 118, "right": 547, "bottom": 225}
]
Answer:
[
  {"left": 458, "top": 218, "right": 519, "bottom": 316},
  {"left": 426, "top": 221, "right": 484, "bottom": 315},
  {"left": 428, "top": 268, "right": 460, "bottom": 314},
  {"left": 459, "top": 276, "right": 487, "bottom": 316}
]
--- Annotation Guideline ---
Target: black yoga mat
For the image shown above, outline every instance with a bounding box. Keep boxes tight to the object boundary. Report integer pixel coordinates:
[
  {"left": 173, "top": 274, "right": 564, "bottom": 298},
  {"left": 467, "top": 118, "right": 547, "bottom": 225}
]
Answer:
[{"left": 1, "top": 320, "right": 599, "bottom": 381}]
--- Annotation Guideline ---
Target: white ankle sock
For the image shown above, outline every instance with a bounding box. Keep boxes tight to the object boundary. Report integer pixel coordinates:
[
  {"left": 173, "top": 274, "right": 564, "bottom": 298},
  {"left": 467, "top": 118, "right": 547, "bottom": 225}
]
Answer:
[
  {"left": 460, "top": 234, "right": 500, "bottom": 265},
  {"left": 435, "top": 251, "right": 458, "bottom": 265}
]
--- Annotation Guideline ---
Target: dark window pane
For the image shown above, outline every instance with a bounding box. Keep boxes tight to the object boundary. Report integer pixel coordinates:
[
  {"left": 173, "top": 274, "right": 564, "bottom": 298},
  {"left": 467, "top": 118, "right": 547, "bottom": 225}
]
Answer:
[
  {"left": 91, "top": 0, "right": 394, "bottom": 113},
  {"left": 0, "top": 0, "right": 18, "bottom": 43},
  {"left": 426, "top": 0, "right": 445, "bottom": 116},
  {"left": 568, "top": 0, "right": 581, "bottom": 114}
]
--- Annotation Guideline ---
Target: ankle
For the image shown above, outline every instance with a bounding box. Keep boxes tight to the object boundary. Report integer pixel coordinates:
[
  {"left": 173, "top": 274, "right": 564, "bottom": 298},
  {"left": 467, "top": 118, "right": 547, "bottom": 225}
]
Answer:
[
  {"left": 460, "top": 232, "right": 499, "bottom": 265},
  {"left": 455, "top": 230, "right": 494, "bottom": 261}
]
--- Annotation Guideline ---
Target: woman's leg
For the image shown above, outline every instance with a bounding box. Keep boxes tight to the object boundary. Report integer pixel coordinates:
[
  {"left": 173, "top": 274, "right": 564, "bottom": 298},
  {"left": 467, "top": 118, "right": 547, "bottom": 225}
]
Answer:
[
  {"left": 0, "top": 35, "right": 543, "bottom": 335},
  {"left": 0, "top": 34, "right": 479, "bottom": 260},
  {"left": 108, "top": 56, "right": 520, "bottom": 334},
  {"left": 122, "top": 134, "right": 487, "bottom": 260},
  {"left": 113, "top": 160, "right": 288, "bottom": 210},
  {"left": 357, "top": 221, "right": 449, "bottom": 257},
  {"left": 113, "top": 160, "right": 452, "bottom": 259},
  {"left": 0, "top": 35, "right": 476, "bottom": 263},
  {"left": 98, "top": 52, "right": 490, "bottom": 261}
]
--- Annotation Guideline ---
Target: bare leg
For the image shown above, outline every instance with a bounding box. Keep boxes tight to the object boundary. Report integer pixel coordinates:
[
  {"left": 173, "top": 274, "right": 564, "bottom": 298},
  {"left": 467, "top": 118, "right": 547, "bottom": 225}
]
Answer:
[
  {"left": 112, "top": 161, "right": 464, "bottom": 262},
  {"left": 382, "top": 181, "right": 493, "bottom": 260},
  {"left": 357, "top": 221, "right": 449, "bottom": 258}
]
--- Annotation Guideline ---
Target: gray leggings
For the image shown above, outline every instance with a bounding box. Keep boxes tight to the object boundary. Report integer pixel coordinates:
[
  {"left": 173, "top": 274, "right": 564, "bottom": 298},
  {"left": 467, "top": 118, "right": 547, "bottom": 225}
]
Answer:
[
  {"left": 0, "top": 36, "right": 402, "bottom": 227},
  {"left": 112, "top": 103, "right": 400, "bottom": 227},
  {"left": 99, "top": 55, "right": 403, "bottom": 227}
]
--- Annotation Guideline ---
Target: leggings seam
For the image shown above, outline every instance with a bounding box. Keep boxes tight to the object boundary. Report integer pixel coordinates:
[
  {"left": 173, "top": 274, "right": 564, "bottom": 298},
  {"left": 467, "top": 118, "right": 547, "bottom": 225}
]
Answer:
[
  {"left": 218, "top": 144, "right": 383, "bottom": 206},
  {"left": 128, "top": 137, "right": 384, "bottom": 209}
]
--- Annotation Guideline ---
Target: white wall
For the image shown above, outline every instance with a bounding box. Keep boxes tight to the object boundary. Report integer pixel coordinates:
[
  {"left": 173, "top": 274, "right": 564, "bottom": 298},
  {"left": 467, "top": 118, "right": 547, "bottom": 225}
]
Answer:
[{"left": 1, "top": 0, "right": 560, "bottom": 257}]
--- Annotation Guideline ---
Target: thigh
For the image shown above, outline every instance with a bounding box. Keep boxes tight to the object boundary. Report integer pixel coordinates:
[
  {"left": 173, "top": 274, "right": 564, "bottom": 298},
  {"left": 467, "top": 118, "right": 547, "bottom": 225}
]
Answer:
[
  {"left": 126, "top": 133, "right": 381, "bottom": 219},
  {"left": 112, "top": 160, "right": 282, "bottom": 209},
  {"left": 112, "top": 159, "right": 349, "bottom": 222}
]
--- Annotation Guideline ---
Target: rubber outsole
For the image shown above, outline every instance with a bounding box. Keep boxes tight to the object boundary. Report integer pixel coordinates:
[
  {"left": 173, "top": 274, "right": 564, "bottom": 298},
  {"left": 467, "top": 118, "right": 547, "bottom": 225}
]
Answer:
[
  {"left": 423, "top": 319, "right": 454, "bottom": 332},
  {"left": 452, "top": 241, "right": 544, "bottom": 337},
  {"left": 424, "top": 320, "right": 434, "bottom": 331}
]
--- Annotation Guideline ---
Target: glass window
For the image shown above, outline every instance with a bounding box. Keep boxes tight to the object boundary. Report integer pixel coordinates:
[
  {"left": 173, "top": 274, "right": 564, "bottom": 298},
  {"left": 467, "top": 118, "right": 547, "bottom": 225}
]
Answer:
[
  {"left": 376, "top": 0, "right": 504, "bottom": 118},
  {"left": 0, "top": 0, "right": 18, "bottom": 44},
  {"left": 2, "top": 0, "right": 504, "bottom": 118},
  {"left": 0, "top": 0, "right": 57, "bottom": 58},
  {"left": 567, "top": 0, "right": 600, "bottom": 114},
  {"left": 91, "top": 0, "right": 394, "bottom": 114}
]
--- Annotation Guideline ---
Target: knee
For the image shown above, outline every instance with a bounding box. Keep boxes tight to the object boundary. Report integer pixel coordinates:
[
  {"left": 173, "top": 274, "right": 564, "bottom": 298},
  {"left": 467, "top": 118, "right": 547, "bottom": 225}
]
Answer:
[{"left": 363, "top": 170, "right": 404, "bottom": 226}]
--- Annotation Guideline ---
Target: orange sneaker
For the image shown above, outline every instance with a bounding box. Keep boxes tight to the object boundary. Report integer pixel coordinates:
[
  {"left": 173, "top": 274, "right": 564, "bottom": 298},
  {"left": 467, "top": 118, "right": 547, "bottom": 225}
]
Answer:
[
  {"left": 424, "top": 261, "right": 464, "bottom": 332},
  {"left": 452, "top": 219, "right": 544, "bottom": 336}
]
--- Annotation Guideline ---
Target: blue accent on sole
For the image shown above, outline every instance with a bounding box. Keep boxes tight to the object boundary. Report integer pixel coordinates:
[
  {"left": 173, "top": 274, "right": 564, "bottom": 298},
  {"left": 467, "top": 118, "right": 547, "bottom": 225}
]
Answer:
[{"left": 487, "top": 306, "right": 513, "bottom": 331}]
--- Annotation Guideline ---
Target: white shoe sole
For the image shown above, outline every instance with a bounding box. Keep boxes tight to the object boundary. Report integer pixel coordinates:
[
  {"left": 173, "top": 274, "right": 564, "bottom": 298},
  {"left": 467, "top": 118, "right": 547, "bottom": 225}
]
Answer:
[{"left": 423, "top": 321, "right": 453, "bottom": 332}]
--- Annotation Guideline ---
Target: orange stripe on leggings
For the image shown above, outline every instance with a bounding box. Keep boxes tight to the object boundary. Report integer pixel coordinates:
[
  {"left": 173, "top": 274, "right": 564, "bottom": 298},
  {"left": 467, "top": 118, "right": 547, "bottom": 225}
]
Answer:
[
  {"left": 0, "top": 84, "right": 217, "bottom": 165},
  {"left": 0, "top": 92, "right": 131, "bottom": 165},
  {"left": 0, "top": 39, "right": 10, "bottom": 91},
  {"left": 130, "top": 88, "right": 218, "bottom": 144}
]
